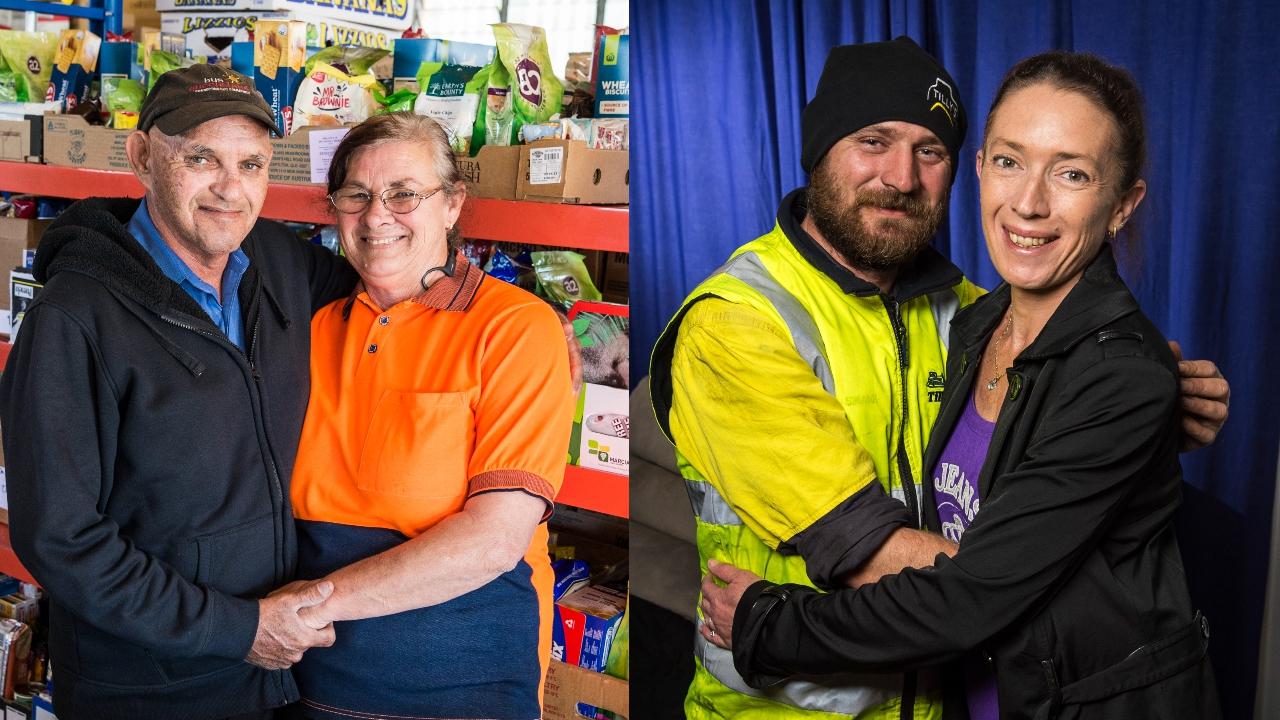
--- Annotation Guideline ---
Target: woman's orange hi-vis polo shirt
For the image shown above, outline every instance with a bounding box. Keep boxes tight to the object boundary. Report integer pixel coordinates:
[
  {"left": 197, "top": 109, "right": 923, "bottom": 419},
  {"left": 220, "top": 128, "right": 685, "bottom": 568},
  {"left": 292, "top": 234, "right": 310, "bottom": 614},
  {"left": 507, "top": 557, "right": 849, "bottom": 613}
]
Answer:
[{"left": 290, "top": 252, "right": 574, "bottom": 719}]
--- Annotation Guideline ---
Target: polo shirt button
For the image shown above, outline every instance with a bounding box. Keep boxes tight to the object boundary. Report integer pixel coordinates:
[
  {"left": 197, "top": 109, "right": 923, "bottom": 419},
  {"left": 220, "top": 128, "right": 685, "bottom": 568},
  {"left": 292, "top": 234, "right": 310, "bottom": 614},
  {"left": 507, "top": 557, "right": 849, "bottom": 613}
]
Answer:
[
  {"left": 379, "top": 316, "right": 390, "bottom": 325},
  {"left": 368, "top": 344, "right": 378, "bottom": 353}
]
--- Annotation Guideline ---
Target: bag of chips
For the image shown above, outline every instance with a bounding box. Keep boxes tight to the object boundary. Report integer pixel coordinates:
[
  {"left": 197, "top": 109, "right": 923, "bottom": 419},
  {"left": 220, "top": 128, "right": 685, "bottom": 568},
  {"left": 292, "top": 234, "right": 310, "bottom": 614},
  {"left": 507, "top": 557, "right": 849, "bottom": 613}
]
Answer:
[
  {"left": 532, "top": 251, "right": 601, "bottom": 308},
  {"left": 481, "top": 59, "right": 515, "bottom": 148},
  {"left": 292, "top": 46, "right": 389, "bottom": 131},
  {"left": 412, "top": 62, "right": 485, "bottom": 153},
  {"left": 0, "top": 31, "right": 59, "bottom": 103},
  {"left": 0, "top": 52, "right": 18, "bottom": 103},
  {"left": 491, "top": 23, "right": 564, "bottom": 145}
]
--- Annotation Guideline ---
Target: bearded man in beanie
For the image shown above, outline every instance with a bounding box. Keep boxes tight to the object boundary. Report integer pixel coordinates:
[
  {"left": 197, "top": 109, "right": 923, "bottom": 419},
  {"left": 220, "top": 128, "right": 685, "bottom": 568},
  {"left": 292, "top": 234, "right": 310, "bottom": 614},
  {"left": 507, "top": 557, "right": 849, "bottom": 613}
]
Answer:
[
  {"left": 0, "top": 65, "right": 356, "bottom": 719},
  {"left": 648, "top": 37, "right": 1229, "bottom": 719}
]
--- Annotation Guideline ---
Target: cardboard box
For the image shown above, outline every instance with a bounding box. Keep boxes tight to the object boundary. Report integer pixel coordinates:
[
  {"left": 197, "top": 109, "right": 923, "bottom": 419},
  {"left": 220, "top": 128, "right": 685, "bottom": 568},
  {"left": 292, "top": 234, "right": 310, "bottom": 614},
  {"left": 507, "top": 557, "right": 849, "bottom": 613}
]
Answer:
[
  {"left": 517, "top": 139, "right": 628, "bottom": 205},
  {"left": 269, "top": 124, "right": 350, "bottom": 185},
  {"left": 10, "top": 270, "right": 41, "bottom": 341},
  {"left": 0, "top": 220, "right": 50, "bottom": 315},
  {"left": 593, "top": 34, "right": 629, "bottom": 118},
  {"left": 552, "top": 584, "right": 626, "bottom": 673},
  {"left": 601, "top": 252, "right": 628, "bottom": 304},
  {"left": 156, "top": 0, "right": 415, "bottom": 31},
  {"left": 162, "top": 10, "right": 399, "bottom": 61},
  {"left": 0, "top": 117, "right": 41, "bottom": 163},
  {"left": 42, "top": 114, "right": 131, "bottom": 172},
  {"left": 455, "top": 145, "right": 520, "bottom": 200},
  {"left": 543, "top": 660, "right": 628, "bottom": 720}
]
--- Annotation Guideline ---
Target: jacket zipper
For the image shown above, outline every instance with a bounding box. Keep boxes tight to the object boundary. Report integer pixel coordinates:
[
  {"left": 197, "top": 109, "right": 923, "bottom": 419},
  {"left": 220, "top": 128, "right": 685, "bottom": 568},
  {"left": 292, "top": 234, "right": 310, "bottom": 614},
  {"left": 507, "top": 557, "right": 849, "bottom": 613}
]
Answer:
[
  {"left": 163, "top": 308, "right": 288, "bottom": 587},
  {"left": 883, "top": 297, "right": 920, "bottom": 527}
]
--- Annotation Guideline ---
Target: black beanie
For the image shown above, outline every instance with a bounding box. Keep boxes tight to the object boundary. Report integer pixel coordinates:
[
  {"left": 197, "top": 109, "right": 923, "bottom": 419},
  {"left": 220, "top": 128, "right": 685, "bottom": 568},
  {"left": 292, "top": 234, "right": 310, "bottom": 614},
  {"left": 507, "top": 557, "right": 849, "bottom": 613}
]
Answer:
[{"left": 801, "top": 36, "right": 966, "bottom": 176}]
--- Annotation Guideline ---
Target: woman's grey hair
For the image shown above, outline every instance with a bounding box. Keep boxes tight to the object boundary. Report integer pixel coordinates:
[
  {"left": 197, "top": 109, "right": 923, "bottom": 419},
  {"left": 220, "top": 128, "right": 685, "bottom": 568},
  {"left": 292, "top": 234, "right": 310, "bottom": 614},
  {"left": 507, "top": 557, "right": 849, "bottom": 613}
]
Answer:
[{"left": 325, "top": 112, "right": 466, "bottom": 247}]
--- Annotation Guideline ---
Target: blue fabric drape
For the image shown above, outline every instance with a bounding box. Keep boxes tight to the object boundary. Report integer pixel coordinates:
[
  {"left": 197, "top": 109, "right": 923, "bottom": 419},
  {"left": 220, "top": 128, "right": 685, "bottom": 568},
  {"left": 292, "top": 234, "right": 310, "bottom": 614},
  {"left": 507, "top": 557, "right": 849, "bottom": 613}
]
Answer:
[{"left": 632, "top": 2, "right": 1280, "bottom": 716}]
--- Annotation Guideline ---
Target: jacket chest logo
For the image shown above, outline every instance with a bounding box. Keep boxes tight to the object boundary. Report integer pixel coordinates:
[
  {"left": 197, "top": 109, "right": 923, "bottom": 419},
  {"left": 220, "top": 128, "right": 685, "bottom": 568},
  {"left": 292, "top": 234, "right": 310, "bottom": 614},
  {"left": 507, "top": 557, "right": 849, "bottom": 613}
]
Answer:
[{"left": 926, "top": 370, "right": 945, "bottom": 402}]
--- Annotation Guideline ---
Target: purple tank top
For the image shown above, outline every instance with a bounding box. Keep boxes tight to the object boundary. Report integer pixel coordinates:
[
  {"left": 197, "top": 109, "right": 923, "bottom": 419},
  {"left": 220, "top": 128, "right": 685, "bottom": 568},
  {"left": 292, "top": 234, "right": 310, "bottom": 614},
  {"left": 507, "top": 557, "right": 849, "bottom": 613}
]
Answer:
[{"left": 930, "top": 392, "right": 999, "bottom": 720}]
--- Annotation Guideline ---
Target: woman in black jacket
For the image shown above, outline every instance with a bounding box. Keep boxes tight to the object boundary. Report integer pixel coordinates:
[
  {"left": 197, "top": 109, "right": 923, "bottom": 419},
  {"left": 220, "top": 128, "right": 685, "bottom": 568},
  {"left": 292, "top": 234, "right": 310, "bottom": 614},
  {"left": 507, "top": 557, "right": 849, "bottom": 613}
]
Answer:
[{"left": 700, "top": 52, "right": 1221, "bottom": 719}]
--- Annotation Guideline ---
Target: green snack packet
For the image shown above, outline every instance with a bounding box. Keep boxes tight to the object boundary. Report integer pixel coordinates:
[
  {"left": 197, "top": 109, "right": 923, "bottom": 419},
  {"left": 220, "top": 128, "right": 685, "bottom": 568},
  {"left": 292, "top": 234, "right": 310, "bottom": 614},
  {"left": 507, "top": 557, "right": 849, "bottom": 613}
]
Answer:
[
  {"left": 0, "top": 71, "right": 17, "bottom": 104},
  {"left": 146, "top": 50, "right": 185, "bottom": 92},
  {"left": 413, "top": 61, "right": 484, "bottom": 154},
  {"left": 302, "top": 44, "right": 388, "bottom": 77},
  {"left": 604, "top": 600, "right": 629, "bottom": 680},
  {"left": 0, "top": 31, "right": 59, "bottom": 102},
  {"left": 531, "top": 251, "right": 601, "bottom": 308},
  {"left": 491, "top": 24, "right": 564, "bottom": 145},
  {"left": 104, "top": 77, "right": 145, "bottom": 113},
  {"left": 482, "top": 59, "right": 514, "bottom": 148},
  {"left": 375, "top": 88, "right": 417, "bottom": 114}
]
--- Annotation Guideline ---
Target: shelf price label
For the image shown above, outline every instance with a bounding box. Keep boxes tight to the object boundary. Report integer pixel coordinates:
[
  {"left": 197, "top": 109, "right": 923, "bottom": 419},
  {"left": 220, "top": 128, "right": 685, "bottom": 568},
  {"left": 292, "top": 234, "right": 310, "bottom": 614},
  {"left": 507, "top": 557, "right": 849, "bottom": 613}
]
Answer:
[{"left": 528, "top": 146, "right": 564, "bottom": 185}]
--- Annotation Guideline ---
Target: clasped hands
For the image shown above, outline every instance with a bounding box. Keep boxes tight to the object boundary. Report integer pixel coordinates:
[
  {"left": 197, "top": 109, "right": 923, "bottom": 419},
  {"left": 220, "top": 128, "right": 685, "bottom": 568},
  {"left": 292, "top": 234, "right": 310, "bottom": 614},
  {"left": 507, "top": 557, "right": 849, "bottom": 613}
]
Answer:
[{"left": 245, "top": 578, "right": 340, "bottom": 670}]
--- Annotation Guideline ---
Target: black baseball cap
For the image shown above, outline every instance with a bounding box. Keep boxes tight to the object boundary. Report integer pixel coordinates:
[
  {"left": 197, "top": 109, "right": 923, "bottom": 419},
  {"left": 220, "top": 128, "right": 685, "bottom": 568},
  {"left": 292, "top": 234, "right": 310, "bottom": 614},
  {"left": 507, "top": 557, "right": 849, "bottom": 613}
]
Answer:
[{"left": 138, "top": 64, "right": 281, "bottom": 137}]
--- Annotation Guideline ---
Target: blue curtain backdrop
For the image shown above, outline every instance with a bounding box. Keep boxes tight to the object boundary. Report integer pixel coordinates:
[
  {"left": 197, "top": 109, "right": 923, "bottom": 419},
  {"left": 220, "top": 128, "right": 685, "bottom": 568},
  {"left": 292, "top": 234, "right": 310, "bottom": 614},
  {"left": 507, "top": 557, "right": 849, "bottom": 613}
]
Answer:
[{"left": 632, "top": 1, "right": 1280, "bottom": 716}]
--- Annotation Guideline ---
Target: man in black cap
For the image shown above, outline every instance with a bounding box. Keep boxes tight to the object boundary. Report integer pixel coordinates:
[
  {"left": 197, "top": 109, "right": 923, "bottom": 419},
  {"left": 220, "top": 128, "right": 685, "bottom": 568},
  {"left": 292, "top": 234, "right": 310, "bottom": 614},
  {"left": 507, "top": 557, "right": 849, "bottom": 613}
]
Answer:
[
  {"left": 647, "top": 37, "right": 1228, "bottom": 719},
  {"left": 0, "top": 65, "right": 355, "bottom": 719}
]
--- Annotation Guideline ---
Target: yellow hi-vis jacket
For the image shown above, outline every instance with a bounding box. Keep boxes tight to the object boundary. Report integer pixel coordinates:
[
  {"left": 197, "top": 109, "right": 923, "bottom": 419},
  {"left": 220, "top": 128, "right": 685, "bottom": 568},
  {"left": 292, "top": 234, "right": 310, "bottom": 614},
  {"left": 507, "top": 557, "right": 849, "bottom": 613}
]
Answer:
[{"left": 650, "top": 197, "right": 983, "bottom": 719}]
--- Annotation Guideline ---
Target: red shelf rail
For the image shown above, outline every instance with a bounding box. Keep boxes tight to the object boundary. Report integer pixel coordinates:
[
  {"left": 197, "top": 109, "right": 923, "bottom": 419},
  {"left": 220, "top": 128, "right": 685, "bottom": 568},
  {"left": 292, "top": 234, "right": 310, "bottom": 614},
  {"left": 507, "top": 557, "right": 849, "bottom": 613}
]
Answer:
[
  {"left": 557, "top": 465, "right": 629, "bottom": 517},
  {"left": 0, "top": 161, "right": 629, "bottom": 252},
  {"left": 0, "top": 524, "right": 37, "bottom": 586}
]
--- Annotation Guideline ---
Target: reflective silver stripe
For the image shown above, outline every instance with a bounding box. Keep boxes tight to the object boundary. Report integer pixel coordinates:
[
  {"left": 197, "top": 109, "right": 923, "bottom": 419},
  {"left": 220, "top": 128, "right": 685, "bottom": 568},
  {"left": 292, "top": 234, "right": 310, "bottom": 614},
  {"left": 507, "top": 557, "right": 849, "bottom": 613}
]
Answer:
[
  {"left": 719, "top": 252, "right": 836, "bottom": 394},
  {"left": 695, "top": 631, "right": 899, "bottom": 714},
  {"left": 928, "top": 288, "right": 962, "bottom": 352},
  {"left": 685, "top": 480, "right": 744, "bottom": 526},
  {"left": 890, "top": 483, "right": 924, "bottom": 513}
]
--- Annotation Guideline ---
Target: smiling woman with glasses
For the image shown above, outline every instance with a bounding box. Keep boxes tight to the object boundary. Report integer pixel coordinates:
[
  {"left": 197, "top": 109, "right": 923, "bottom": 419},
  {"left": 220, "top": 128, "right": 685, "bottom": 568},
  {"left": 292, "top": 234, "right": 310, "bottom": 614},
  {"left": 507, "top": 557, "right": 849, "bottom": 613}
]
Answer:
[{"left": 283, "top": 112, "right": 577, "bottom": 720}]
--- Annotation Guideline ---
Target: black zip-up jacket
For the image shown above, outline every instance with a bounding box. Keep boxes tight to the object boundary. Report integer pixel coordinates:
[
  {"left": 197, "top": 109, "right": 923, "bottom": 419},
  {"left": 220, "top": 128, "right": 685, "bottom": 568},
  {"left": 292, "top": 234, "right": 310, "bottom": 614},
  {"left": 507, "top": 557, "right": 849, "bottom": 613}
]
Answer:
[
  {"left": 730, "top": 247, "right": 1221, "bottom": 719},
  {"left": 0, "top": 198, "right": 355, "bottom": 719}
]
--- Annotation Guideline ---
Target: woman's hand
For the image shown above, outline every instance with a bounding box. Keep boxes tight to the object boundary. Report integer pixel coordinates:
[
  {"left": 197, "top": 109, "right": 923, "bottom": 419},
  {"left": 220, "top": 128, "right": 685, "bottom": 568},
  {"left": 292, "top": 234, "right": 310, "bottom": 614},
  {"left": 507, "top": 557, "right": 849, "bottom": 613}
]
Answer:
[
  {"left": 1169, "top": 341, "right": 1230, "bottom": 451},
  {"left": 699, "top": 559, "right": 762, "bottom": 650}
]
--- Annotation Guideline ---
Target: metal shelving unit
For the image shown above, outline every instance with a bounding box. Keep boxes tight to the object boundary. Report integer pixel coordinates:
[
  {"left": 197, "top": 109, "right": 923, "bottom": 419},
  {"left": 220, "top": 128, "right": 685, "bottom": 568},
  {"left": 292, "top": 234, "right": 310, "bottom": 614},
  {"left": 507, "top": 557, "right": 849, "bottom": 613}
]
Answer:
[{"left": 0, "top": 0, "right": 122, "bottom": 37}]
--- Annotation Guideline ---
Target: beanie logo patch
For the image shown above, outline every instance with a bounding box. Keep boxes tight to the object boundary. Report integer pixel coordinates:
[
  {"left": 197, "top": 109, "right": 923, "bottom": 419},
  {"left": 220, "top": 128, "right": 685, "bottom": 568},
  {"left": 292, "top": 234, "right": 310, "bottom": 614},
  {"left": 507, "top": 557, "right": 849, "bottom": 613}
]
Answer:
[{"left": 927, "top": 78, "right": 959, "bottom": 128}]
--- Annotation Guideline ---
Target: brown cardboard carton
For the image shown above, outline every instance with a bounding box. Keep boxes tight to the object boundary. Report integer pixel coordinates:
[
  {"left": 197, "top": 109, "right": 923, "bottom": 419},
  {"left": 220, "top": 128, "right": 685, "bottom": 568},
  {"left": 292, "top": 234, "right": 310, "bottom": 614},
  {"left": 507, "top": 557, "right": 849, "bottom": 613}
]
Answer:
[
  {"left": 543, "top": 660, "right": 628, "bottom": 719},
  {"left": 601, "top": 251, "right": 628, "bottom": 304},
  {"left": 517, "top": 139, "right": 628, "bottom": 205},
  {"left": 42, "top": 114, "right": 131, "bottom": 172},
  {"left": 0, "top": 219, "right": 50, "bottom": 314},
  {"left": 455, "top": 145, "right": 520, "bottom": 201},
  {"left": 269, "top": 125, "right": 351, "bottom": 185},
  {"left": 0, "top": 118, "right": 40, "bottom": 163}
]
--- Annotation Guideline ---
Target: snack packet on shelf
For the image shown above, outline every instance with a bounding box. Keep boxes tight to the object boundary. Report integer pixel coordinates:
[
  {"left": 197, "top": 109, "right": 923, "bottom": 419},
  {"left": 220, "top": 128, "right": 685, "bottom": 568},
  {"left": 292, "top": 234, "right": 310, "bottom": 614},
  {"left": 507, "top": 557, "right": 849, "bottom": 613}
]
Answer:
[
  {"left": 412, "top": 62, "right": 485, "bottom": 153},
  {"left": 491, "top": 23, "right": 564, "bottom": 146},
  {"left": 375, "top": 88, "right": 417, "bottom": 113},
  {"left": 475, "top": 59, "right": 514, "bottom": 150},
  {"left": 0, "top": 53, "right": 17, "bottom": 103},
  {"left": 532, "top": 251, "right": 602, "bottom": 308},
  {"left": 519, "top": 121, "right": 560, "bottom": 144},
  {"left": 103, "top": 77, "right": 146, "bottom": 129},
  {"left": 588, "top": 118, "right": 628, "bottom": 151},
  {"left": 0, "top": 31, "right": 59, "bottom": 103},
  {"left": 46, "top": 29, "right": 102, "bottom": 112},
  {"left": 291, "top": 45, "right": 388, "bottom": 132}
]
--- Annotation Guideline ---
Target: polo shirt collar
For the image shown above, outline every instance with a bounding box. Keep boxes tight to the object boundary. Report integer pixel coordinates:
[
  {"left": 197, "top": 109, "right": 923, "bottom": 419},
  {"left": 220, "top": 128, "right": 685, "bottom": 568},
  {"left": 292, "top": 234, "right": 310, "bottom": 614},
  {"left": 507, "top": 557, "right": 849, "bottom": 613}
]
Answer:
[{"left": 343, "top": 249, "right": 483, "bottom": 318}]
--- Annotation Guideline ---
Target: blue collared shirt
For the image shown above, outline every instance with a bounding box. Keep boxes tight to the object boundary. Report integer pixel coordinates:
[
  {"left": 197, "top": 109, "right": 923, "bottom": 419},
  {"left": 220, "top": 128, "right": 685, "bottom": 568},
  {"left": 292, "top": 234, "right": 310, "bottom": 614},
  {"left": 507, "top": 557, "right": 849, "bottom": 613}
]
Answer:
[{"left": 128, "top": 199, "right": 250, "bottom": 350}]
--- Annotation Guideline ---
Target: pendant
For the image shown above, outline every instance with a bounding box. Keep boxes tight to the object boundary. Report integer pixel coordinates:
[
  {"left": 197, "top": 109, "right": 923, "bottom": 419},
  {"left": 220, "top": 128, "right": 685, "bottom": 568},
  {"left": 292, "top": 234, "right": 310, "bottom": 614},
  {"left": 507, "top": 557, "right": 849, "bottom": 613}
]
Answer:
[{"left": 986, "top": 377, "right": 999, "bottom": 391}]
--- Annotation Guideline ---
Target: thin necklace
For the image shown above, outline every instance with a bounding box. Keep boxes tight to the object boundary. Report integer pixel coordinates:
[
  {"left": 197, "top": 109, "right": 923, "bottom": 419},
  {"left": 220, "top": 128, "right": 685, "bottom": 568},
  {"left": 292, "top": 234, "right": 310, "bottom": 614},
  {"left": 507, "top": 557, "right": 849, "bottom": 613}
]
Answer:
[{"left": 985, "top": 313, "right": 1014, "bottom": 391}]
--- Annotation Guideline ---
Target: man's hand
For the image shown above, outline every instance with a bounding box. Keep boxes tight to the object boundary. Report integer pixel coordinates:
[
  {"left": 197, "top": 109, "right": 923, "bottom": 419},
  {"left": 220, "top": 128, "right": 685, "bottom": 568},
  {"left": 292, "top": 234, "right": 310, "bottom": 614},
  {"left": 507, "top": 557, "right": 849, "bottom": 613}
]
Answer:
[
  {"left": 246, "top": 580, "right": 336, "bottom": 670},
  {"left": 1169, "top": 341, "right": 1230, "bottom": 452},
  {"left": 699, "top": 559, "right": 762, "bottom": 651}
]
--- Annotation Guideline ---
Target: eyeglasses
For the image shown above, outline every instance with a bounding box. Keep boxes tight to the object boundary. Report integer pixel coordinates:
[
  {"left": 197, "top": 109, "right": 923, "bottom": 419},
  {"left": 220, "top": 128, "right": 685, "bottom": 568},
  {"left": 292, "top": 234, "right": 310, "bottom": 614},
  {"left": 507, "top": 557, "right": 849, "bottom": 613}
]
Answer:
[{"left": 327, "top": 186, "right": 444, "bottom": 214}]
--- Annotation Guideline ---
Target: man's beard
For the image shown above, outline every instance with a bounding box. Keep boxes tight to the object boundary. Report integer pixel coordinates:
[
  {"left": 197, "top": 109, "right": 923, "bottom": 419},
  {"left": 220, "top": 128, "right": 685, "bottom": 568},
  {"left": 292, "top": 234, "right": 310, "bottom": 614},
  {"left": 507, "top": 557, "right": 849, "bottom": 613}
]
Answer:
[{"left": 806, "top": 160, "right": 947, "bottom": 271}]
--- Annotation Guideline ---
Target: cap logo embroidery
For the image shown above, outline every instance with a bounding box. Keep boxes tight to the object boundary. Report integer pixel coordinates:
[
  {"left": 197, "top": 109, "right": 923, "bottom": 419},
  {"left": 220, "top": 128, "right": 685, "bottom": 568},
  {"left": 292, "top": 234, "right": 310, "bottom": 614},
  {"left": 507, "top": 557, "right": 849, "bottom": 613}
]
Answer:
[{"left": 927, "top": 77, "right": 959, "bottom": 127}]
